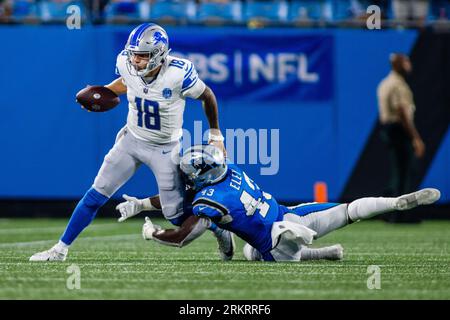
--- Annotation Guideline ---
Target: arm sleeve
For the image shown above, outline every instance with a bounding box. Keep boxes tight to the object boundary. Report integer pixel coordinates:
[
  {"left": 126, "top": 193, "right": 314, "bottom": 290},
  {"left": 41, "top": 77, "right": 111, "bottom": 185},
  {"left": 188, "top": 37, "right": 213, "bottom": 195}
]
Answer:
[
  {"left": 180, "top": 62, "right": 206, "bottom": 99},
  {"left": 192, "top": 204, "right": 223, "bottom": 220},
  {"left": 192, "top": 197, "right": 229, "bottom": 222}
]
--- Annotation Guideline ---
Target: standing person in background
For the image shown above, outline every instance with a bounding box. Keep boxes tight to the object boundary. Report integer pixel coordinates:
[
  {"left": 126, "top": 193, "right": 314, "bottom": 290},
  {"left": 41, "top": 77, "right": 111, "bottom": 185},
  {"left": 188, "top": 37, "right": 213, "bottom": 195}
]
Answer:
[{"left": 377, "top": 53, "right": 426, "bottom": 223}]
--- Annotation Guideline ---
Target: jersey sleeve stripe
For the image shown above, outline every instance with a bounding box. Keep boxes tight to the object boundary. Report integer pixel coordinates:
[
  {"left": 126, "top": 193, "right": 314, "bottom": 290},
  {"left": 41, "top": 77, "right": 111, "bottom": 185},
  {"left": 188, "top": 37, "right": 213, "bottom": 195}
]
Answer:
[
  {"left": 181, "top": 76, "right": 198, "bottom": 92},
  {"left": 192, "top": 198, "right": 229, "bottom": 216},
  {"left": 183, "top": 64, "right": 194, "bottom": 79},
  {"left": 184, "top": 69, "right": 194, "bottom": 82}
]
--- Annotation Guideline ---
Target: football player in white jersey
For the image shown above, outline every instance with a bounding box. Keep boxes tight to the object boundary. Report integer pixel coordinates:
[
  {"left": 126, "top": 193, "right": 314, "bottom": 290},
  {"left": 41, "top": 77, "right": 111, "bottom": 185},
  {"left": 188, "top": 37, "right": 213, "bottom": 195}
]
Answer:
[{"left": 29, "top": 23, "right": 235, "bottom": 262}]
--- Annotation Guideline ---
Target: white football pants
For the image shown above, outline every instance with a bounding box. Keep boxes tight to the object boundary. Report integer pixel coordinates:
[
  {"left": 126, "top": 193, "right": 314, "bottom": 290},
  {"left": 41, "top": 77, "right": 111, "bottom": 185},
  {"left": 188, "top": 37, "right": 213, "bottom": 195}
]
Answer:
[{"left": 92, "top": 127, "right": 185, "bottom": 220}]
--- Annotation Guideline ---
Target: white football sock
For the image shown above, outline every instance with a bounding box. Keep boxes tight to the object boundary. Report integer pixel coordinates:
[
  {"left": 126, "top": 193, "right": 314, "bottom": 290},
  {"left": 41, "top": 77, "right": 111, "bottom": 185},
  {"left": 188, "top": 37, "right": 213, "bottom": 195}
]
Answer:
[
  {"left": 347, "top": 197, "right": 397, "bottom": 222},
  {"left": 55, "top": 240, "right": 69, "bottom": 251},
  {"left": 300, "top": 244, "right": 343, "bottom": 261}
]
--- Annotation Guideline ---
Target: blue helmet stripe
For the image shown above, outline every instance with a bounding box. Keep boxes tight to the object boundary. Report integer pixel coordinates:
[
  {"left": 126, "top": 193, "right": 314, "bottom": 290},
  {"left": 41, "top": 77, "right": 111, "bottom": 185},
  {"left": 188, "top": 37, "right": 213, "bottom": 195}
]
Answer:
[
  {"left": 130, "top": 23, "right": 149, "bottom": 45},
  {"left": 130, "top": 23, "right": 155, "bottom": 46},
  {"left": 129, "top": 25, "right": 145, "bottom": 46}
]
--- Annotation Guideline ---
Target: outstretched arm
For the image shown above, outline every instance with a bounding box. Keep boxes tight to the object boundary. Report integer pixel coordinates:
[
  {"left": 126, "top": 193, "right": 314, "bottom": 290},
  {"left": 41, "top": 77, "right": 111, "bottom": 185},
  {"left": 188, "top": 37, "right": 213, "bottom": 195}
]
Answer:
[
  {"left": 143, "top": 215, "right": 211, "bottom": 248},
  {"left": 105, "top": 77, "right": 127, "bottom": 96},
  {"left": 116, "top": 194, "right": 161, "bottom": 222},
  {"left": 197, "top": 86, "right": 226, "bottom": 156}
]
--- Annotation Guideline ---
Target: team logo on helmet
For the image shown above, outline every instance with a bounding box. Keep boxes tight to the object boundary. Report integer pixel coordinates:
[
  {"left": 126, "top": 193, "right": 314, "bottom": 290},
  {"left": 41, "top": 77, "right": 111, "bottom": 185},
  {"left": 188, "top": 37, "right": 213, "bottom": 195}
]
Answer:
[{"left": 153, "top": 32, "right": 168, "bottom": 45}]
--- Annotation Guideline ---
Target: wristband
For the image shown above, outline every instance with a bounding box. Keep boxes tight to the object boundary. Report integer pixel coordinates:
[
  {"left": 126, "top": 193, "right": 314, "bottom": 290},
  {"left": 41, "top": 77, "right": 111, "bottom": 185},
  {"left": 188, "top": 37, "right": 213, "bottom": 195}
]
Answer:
[
  {"left": 142, "top": 198, "right": 155, "bottom": 211},
  {"left": 209, "top": 134, "right": 224, "bottom": 142}
]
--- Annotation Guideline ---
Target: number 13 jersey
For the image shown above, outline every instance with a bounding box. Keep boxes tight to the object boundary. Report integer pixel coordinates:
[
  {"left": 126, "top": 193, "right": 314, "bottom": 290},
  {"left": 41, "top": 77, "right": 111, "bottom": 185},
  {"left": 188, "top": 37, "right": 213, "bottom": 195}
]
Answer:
[{"left": 192, "top": 164, "right": 283, "bottom": 255}]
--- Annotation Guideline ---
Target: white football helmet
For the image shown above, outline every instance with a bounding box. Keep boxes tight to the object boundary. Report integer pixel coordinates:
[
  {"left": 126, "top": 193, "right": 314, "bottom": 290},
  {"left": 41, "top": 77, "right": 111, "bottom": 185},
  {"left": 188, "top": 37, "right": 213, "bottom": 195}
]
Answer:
[{"left": 125, "top": 23, "right": 171, "bottom": 77}]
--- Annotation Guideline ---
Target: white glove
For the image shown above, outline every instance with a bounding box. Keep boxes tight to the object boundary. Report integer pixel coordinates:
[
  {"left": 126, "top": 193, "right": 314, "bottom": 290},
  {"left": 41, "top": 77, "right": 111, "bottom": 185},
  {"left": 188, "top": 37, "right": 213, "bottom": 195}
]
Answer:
[
  {"left": 142, "top": 216, "right": 161, "bottom": 240},
  {"left": 116, "top": 194, "right": 144, "bottom": 222}
]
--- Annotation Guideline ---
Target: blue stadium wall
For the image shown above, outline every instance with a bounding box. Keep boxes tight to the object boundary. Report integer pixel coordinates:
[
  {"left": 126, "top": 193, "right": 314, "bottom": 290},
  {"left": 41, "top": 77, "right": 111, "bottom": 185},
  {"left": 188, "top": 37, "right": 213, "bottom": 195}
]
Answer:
[{"left": 0, "top": 26, "right": 448, "bottom": 205}]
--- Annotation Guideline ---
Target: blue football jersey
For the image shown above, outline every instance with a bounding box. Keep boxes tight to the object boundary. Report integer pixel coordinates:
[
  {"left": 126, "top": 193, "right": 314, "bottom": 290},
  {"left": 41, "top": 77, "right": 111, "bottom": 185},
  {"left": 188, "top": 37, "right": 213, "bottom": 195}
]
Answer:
[{"left": 192, "top": 164, "right": 283, "bottom": 254}]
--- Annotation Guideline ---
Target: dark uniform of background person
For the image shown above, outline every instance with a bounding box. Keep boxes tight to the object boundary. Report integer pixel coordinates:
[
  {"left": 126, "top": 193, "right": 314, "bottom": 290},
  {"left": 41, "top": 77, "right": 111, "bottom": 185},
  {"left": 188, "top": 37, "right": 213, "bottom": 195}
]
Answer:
[{"left": 377, "top": 53, "right": 426, "bottom": 223}]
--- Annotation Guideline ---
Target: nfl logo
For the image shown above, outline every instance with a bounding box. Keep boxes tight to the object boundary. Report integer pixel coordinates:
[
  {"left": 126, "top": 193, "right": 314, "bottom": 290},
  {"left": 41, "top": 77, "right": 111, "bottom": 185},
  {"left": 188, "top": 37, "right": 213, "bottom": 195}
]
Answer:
[
  {"left": 162, "top": 88, "right": 172, "bottom": 99},
  {"left": 143, "top": 88, "right": 148, "bottom": 94}
]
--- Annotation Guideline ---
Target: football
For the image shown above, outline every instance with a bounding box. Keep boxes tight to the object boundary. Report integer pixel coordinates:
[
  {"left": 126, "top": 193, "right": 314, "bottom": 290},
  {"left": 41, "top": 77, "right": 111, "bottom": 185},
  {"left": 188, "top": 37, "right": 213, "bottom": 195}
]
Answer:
[{"left": 76, "top": 85, "right": 120, "bottom": 112}]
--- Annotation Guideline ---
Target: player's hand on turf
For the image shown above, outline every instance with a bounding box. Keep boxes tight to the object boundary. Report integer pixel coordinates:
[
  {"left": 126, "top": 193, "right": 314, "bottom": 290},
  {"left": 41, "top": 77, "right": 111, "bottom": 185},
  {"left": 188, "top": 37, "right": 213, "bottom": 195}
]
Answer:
[
  {"left": 142, "top": 216, "right": 162, "bottom": 240},
  {"left": 116, "top": 194, "right": 144, "bottom": 222}
]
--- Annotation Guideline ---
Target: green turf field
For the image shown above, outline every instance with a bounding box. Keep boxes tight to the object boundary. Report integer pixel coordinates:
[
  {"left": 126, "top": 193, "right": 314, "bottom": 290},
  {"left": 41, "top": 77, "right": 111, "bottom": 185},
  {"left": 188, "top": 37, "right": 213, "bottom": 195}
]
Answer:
[{"left": 0, "top": 218, "right": 449, "bottom": 299}]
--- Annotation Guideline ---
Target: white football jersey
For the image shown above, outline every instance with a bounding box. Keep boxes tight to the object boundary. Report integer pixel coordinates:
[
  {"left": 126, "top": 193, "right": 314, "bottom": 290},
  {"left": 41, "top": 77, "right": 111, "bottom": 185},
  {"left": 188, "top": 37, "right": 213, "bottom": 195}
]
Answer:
[{"left": 115, "top": 51, "right": 206, "bottom": 144}]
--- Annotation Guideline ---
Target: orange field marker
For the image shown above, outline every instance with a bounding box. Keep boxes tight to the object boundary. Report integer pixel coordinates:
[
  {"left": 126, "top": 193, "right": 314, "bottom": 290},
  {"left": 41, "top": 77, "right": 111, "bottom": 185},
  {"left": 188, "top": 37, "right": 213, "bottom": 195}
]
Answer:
[{"left": 314, "top": 182, "right": 328, "bottom": 203}]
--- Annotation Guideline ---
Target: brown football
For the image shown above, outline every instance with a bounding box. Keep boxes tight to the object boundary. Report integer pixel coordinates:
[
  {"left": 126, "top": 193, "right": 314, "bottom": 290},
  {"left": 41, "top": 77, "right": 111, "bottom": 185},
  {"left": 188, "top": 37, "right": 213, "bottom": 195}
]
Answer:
[{"left": 76, "top": 85, "right": 120, "bottom": 112}]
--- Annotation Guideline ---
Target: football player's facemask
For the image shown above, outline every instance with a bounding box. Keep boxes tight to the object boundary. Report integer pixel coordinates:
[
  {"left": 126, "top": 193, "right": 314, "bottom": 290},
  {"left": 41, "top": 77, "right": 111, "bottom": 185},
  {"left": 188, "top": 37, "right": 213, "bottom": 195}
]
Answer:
[
  {"left": 125, "top": 23, "right": 171, "bottom": 77},
  {"left": 180, "top": 145, "right": 228, "bottom": 191}
]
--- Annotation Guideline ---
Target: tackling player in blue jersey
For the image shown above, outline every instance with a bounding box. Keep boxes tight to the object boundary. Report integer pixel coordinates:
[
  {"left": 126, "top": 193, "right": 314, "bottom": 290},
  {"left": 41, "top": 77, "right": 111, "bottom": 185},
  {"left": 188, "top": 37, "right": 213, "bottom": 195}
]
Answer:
[{"left": 120, "top": 144, "right": 441, "bottom": 262}]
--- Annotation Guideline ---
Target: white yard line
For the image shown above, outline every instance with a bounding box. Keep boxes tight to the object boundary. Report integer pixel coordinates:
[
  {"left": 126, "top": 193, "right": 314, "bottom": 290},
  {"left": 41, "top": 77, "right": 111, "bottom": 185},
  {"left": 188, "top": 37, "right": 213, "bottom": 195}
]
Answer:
[
  {"left": 4, "top": 277, "right": 449, "bottom": 283},
  {"left": 0, "top": 262, "right": 447, "bottom": 269},
  {"left": 1, "top": 287, "right": 447, "bottom": 296},
  {"left": 0, "top": 222, "right": 125, "bottom": 234},
  {"left": 0, "top": 234, "right": 138, "bottom": 248}
]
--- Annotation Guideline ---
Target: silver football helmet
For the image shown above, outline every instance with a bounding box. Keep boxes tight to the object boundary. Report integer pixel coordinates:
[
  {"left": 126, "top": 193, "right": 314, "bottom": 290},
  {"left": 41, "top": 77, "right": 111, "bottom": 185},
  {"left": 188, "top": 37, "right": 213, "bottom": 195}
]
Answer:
[
  {"left": 125, "top": 23, "right": 171, "bottom": 77},
  {"left": 180, "top": 145, "right": 228, "bottom": 191}
]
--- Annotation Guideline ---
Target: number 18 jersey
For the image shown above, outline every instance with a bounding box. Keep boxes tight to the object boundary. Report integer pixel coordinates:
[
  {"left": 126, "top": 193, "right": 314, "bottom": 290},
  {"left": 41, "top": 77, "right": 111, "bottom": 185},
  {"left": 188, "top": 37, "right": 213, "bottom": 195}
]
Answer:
[
  {"left": 115, "top": 52, "right": 206, "bottom": 144},
  {"left": 192, "top": 164, "right": 283, "bottom": 255}
]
